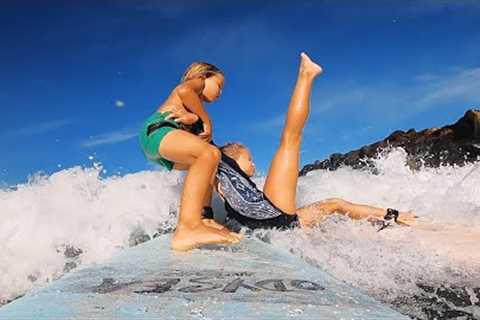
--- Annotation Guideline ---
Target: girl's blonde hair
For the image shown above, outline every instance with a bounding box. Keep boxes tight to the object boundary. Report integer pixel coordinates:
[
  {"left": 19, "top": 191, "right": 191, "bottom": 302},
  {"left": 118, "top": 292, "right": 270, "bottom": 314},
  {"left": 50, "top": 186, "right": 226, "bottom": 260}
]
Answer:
[{"left": 181, "top": 62, "right": 224, "bottom": 82}]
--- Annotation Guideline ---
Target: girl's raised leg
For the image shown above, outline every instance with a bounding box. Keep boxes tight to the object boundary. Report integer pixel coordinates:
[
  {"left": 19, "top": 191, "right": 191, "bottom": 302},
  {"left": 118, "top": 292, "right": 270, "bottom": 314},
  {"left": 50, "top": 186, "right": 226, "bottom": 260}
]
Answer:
[{"left": 263, "top": 53, "right": 322, "bottom": 214}]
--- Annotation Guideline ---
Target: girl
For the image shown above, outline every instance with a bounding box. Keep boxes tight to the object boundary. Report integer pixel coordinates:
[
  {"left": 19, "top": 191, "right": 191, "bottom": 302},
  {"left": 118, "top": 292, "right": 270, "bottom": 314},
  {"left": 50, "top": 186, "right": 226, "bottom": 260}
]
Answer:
[
  {"left": 210, "top": 53, "right": 416, "bottom": 231},
  {"left": 139, "top": 62, "right": 241, "bottom": 251}
]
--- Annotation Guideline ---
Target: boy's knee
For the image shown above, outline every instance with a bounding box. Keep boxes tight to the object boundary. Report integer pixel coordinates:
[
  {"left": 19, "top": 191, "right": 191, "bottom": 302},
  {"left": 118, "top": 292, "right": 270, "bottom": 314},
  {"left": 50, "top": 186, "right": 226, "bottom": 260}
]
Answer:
[
  {"left": 200, "top": 145, "right": 221, "bottom": 163},
  {"left": 210, "top": 146, "right": 221, "bottom": 161}
]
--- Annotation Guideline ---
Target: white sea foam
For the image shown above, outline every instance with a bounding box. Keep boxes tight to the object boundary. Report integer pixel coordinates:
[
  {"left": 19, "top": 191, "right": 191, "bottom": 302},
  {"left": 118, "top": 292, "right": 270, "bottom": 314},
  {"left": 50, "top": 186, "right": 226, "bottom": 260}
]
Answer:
[
  {"left": 0, "top": 165, "right": 182, "bottom": 303},
  {"left": 268, "top": 148, "right": 480, "bottom": 316},
  {"left": 1, "top": 148, "right": 479, "bottom": 316}
]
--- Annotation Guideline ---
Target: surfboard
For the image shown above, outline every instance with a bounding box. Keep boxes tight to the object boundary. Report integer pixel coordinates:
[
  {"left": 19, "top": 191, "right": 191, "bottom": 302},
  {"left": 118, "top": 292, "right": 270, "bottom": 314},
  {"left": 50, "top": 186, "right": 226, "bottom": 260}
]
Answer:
[{"left": 0, "top": 235, "right": 408, "bottom": 319}]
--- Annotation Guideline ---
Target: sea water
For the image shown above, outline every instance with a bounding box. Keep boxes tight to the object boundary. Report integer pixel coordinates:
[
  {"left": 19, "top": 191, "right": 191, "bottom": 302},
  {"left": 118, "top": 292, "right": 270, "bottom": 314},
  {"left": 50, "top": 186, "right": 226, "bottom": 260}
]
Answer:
[{"left": 1, "top": 148, "right": 479, "bottom": 318}]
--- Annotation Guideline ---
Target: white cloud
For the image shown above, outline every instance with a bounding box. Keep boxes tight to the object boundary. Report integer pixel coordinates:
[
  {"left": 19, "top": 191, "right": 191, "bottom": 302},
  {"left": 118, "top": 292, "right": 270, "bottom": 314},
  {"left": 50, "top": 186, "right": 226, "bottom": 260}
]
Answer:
[
  {"left": 416, "top": 68, "right": 480, "bottom": 109},
  {"left": 0, "top": 119, "right": 72, "bottom": 138},
  {"left": 81, "top": 130, "right": 137, "bottom": 148},
  {"left": 242, "top": 66, "right": 480, "bottom": 142},
  {"left": 312, "top": 66, "right": 480, "bottom": 121},
  {"left": 254, "top": 114, "right": 285, "bottom": 132},
  {"left": 312, "top": 87, "right": 371, "bottom": 115}
]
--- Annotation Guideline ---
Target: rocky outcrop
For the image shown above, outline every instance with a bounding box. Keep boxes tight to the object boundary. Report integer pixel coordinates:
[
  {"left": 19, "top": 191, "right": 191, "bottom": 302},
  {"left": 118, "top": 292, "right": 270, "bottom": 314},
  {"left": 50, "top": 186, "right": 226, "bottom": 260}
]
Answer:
[
  {"left": 392, "top": 283, "right": 480, "bottom": 320},
  {"left": 300, "top": 109, "right": 480, "bottom": 176}
]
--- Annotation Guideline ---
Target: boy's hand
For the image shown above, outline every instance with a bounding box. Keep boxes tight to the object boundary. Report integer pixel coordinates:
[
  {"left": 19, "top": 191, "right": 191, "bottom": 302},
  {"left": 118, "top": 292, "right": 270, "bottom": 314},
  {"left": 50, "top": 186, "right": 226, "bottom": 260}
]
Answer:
[
  {"left": 396, "top": 212, "right": 418, "bottom": 226},
  {"left": 199, "top": 123, "right": 212, "bottom": 142},
  {"left": 165, "top": 109, "right": 199, "bottom": 125}
]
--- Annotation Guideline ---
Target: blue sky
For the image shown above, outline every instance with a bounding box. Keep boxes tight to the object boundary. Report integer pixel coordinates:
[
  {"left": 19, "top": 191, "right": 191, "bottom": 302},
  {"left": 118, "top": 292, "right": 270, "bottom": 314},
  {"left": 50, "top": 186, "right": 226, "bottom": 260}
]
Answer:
[{"left": 1, "top": 1, "right": 479, "bottom": 185}]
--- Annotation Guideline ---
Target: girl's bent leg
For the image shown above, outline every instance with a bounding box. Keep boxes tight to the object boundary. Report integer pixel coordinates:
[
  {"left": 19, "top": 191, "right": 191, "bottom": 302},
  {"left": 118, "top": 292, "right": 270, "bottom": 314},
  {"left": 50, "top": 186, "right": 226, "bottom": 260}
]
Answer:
[
  {"left": 159, "top": 130, "right": 241, "bottom": 251},
  {"left": 263, "top": 53, "right": 322, "bottom": 214}
]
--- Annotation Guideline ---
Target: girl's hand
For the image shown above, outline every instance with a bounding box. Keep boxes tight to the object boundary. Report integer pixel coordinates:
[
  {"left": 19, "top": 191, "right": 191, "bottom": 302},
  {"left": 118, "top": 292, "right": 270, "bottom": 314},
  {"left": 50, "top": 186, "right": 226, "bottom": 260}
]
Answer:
[
  {"left": 165, "top": 109, "right": 199, "bottom": 125},
  {"left": 199, "top": 123, "right": 212, "bottom": 142}
]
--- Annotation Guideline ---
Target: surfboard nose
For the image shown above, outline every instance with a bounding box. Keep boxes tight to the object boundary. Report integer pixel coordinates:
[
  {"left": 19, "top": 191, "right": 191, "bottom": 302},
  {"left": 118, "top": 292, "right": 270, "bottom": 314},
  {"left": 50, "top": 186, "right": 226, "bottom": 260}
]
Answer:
[{"left": 0, "top": 235, "right": 410, "bottom": 320}]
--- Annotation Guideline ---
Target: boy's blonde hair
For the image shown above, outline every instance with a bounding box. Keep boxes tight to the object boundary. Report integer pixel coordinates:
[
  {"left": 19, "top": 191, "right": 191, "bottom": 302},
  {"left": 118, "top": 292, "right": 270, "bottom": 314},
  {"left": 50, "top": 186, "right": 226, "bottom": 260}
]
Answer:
[
  {"left": 220, "top": 142, "right": 247, "bottom": 160},
  {"left": 181, "top": 62, "right": 224, "bottom": 82}
]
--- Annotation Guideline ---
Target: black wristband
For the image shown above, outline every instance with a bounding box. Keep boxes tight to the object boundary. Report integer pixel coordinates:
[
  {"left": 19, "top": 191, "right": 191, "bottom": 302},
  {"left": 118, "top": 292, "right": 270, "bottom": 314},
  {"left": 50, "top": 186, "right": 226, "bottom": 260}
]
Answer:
[{"left": 384, "top": 208, "right": 399, "bottom": 222}]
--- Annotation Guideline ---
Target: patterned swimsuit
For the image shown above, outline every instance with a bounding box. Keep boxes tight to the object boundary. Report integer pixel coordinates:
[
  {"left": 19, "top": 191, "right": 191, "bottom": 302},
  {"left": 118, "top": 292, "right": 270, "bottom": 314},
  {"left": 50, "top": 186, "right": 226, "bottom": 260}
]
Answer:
[{"left": 216, "top": 154, "right": 298, "bottom": 230}]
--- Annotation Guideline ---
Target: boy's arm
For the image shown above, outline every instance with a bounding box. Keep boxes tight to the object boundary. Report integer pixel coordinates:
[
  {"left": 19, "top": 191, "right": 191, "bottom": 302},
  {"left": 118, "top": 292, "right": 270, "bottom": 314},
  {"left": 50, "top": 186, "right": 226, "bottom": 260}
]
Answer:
[{"left": 177, "top": 78, "right": 212, "bottom": 141}]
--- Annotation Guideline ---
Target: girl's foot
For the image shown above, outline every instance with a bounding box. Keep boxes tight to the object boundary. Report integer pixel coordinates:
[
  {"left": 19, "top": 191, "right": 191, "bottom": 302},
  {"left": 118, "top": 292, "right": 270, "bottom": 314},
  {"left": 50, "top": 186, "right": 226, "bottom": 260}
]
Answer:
[
  {"left": 299, "top": 52, "right": 323, "bottom": 78},
  {"left": 171, "top": 223, "right": 241, "bottom": 251}
]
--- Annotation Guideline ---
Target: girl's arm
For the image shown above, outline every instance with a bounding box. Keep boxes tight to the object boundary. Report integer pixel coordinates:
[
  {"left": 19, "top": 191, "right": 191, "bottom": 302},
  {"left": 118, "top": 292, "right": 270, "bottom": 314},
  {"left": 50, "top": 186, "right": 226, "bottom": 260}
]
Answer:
[
  {"left": 165, "top": 108, "right": 199, "bottom": 125},
  {"left": 177, "top": 78, "right": 212, "bottom": 141}
]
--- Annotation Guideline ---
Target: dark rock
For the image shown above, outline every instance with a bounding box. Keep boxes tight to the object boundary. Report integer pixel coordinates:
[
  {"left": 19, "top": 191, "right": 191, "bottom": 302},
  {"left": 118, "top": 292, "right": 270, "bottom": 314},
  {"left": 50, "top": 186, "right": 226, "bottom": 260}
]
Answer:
[
  {"left": 300, "top": 109, "right": 480, "bottom": 176},
  {"left": 391, "top": 283, "right": 480, "bottom": 320},
  {"left": 436, "top": 285, "right": 474, "bottom": 308},
  {"left": 64, "top": 245, "right": 83, "bottom": 259},
  {"left": 27, "top": 274, "right": 38, "bottom": 282},
  {"left": 63, "top": 261, "right": 78, "bottom": 273},
  {"left": 128, "top": 227, "right": 151, "bottom": 247},
  {"left": 152, "top": 222, "right": 176, "bottom": 238},
  {"left": 152, "top": 209, "right": 178, "bottom": 238}
]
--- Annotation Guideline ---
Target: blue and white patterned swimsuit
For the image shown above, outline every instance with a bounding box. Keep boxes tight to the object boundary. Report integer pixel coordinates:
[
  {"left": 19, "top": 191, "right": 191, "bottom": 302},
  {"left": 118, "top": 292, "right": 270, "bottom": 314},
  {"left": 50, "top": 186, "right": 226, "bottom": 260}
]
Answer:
[{"left": 216, "top": 154, "right": 298, "bottom": 230}]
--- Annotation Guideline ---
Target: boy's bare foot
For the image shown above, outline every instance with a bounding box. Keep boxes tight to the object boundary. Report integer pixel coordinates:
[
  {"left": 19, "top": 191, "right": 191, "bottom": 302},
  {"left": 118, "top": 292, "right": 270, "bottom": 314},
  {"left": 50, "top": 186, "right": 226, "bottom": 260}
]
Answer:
[
  {"left": 202, "top": 219, "right": 243, "bottom": 241},
  {"left": 171, "top": 223, "right": 241, "bottom": 251},
  {"left": 299, "top": 52, "right": 323, "bottom": 78},
  {"left": 202, "top": 218, "right": 226, "bottom": 230}
]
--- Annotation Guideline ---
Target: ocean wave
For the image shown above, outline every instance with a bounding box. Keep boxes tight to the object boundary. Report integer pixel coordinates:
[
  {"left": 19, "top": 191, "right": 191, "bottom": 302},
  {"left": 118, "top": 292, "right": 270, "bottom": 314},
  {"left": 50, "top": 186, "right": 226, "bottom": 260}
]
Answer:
[{"left": 1, "top": 148, "right": 479, "bottom": 318}]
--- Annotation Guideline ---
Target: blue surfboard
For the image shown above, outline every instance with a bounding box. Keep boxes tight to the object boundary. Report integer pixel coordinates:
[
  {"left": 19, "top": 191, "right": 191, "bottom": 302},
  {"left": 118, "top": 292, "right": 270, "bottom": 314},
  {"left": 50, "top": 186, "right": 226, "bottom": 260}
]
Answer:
[{"left": 0, "top": 235, "right": 408, "bottom": 319}]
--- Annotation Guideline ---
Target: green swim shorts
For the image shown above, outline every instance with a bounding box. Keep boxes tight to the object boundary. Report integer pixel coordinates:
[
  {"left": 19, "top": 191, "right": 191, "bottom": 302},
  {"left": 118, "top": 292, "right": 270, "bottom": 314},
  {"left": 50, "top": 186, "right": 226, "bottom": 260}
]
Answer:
[{"left": 139, "top": 111, "right": 180, "bottom": 171}]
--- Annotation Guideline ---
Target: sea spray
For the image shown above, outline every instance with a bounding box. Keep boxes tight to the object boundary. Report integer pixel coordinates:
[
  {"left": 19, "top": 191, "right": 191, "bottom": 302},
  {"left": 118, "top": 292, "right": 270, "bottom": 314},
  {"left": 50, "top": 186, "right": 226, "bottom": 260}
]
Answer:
[
  {"left": 0, "top": 165, "right": 182, "bottom": 304},
  {"left": 1, "top": 148, "right": 479, "bottom": 319},
  {"left": 268, "top": 148, "right": 480, "bottom": 318}
]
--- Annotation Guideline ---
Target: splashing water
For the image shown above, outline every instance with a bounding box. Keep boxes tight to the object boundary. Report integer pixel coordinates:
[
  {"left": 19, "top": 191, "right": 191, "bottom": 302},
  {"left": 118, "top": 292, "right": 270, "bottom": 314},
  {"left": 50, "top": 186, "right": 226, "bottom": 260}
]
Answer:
[
  {"left": 1, "top": 149, "right": 479, "bottom": 319},
  {"left": 268, "top": 149, "right": 480, "bottom": 318},
  {"left": 0, "top": 165, "right": 182, "bottom": 304}
]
